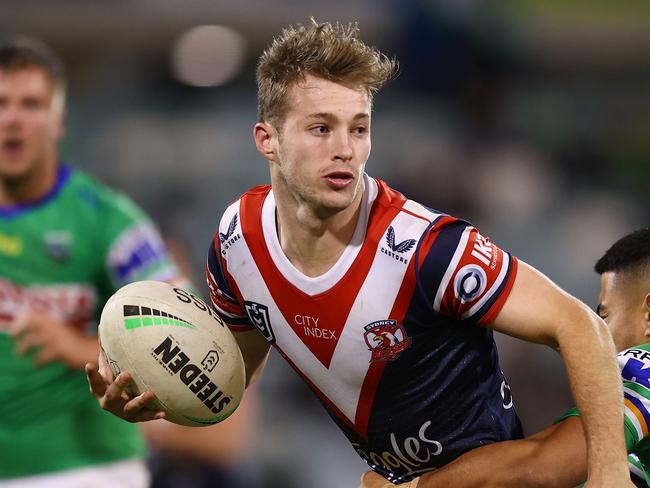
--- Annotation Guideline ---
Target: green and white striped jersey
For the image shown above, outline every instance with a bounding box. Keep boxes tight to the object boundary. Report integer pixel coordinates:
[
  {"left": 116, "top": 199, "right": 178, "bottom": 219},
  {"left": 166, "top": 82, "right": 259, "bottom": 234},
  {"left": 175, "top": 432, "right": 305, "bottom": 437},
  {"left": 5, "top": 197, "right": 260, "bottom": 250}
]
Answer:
[
  {"left": 559, "top": 343, "right": 650, "bottom": 486},
  {"left": 0, "top": 165, "right": 181, "bottom": 479}
]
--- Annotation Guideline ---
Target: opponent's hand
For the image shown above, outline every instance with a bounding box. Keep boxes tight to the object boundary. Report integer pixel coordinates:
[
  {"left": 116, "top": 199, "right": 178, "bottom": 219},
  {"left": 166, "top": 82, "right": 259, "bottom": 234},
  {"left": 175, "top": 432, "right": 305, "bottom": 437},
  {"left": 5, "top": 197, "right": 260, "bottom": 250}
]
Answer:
[
  {"left": 85, "top": 350, "right": 165, "bottom": 423},
  {"left": 360, "top": 470, "right": 419, "bottom": 488},
  {"left": 10, "top": 309, "right": 98, "bottom": 368}
]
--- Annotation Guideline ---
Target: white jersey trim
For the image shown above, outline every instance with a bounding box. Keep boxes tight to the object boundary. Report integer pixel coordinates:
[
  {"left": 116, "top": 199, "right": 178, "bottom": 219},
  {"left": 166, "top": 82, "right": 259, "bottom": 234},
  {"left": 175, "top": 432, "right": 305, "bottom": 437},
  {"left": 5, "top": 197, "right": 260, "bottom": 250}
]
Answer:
[
  {"left": 433, "top": 226, "right": 472, "bottom": 312},
  {"left": 461, "top": 251, "right": 511, "bottom": 320},
  {"left": 261, "top": 174, "right": 378, "bottom": 296}
]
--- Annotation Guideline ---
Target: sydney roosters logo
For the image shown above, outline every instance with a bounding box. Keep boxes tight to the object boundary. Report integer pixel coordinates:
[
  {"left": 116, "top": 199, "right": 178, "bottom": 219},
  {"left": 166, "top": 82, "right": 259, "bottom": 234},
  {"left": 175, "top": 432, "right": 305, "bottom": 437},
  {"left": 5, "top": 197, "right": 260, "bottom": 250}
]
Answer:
[
  {"left": 364, "top": 320, "right": 411, "bottom": 362},
  {"left": 381, "top": 226, "right": 416, "bottom": 264}
]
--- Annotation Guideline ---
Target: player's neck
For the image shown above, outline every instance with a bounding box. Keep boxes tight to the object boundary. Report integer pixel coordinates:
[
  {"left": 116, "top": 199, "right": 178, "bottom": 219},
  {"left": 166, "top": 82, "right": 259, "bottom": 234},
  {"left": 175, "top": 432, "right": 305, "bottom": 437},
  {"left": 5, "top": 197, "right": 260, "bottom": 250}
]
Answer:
[
  {"left": 0, "top": 158, "right": 58, "bottom": 206},
  {"left": 275, "top": 191, "right": 363, "bottom": 278}
]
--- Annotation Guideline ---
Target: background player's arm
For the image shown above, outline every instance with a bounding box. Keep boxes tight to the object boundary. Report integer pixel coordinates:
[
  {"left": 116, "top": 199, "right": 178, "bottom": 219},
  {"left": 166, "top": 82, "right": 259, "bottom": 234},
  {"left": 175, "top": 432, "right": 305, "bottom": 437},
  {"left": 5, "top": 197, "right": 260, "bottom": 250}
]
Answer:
[
  {"left": 490, "top": 261, "right": 629, "bottom": 486},
  {"left": 230, "top": 328, "right": 271, "bottom": 387},
  {"left": 10, "top": 309, "right": 100, "bottom": 369}
]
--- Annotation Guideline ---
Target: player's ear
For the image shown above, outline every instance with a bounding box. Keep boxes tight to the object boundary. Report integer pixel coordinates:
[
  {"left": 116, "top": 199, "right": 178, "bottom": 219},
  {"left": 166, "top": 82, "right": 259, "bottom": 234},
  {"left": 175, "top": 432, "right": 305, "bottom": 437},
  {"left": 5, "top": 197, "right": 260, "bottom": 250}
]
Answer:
[
  {"left": 254, "top": 122, "right": 278, "bottom": 162},
  {"left": 643, "top": 293, "right": 650, "bottom": 337}
]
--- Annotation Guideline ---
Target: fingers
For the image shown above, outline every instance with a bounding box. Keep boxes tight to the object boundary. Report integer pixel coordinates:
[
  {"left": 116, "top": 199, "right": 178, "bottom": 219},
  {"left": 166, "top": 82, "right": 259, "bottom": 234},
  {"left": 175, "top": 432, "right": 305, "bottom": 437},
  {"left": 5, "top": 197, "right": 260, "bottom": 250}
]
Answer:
[
  {"left": 13, "top": 329, "right": 45, "bottom": 355},
  {"left": 34, "top": 346, "right": 60, "bottom": 367},
  {"left": 85, "top": 362, "right": 108, "bottom": 397},
  {"left": 102, "top": 372, "right": 133, "bottom": 407},
  {"left": 124, "top": 392, "right": 166, "bottom": 422}
]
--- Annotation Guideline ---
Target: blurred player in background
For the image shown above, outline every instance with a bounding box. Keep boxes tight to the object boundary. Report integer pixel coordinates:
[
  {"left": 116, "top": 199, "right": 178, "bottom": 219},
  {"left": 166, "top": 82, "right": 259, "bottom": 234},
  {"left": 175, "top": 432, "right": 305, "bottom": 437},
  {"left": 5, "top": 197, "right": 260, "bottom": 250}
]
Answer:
[
  {"left": 142, "top": 235, "right": 260, "bottom": 488},
  {"left": 0, "top": 38, "right": 185, "bottom": 487},
  {"left": 361, "top": 227, "right": 650, "bottom": 487},
  {"left": 88, "top": 20, "right": 634, "bottom": 486}
]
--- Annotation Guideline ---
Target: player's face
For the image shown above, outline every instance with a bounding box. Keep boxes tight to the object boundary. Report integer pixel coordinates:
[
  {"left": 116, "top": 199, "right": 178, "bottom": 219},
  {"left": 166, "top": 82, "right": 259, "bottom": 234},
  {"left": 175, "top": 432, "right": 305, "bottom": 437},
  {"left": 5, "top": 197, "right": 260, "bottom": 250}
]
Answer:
[
  {"left": 598, "top": 272, "right": 650, "bottom": 351},
  {"left": 0, "top": 68, "right": 63, "bottom": 182},
  {"left": 271, "top": 74, "right": 371, "bottom": 215}
]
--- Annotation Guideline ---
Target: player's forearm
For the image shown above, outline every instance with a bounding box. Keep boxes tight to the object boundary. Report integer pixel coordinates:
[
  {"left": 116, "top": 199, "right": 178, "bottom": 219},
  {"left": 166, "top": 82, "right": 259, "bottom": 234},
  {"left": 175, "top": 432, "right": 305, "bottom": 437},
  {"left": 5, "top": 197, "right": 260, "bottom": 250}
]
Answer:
[
  {"left": 556, "top": 301, "right": 628, "bottom": 478},
  {"left": 414, "top": 440, "right": 542, "bottom": 488},
  {"left": 416, "top": 419, "right": 587, "bottom": 488}
]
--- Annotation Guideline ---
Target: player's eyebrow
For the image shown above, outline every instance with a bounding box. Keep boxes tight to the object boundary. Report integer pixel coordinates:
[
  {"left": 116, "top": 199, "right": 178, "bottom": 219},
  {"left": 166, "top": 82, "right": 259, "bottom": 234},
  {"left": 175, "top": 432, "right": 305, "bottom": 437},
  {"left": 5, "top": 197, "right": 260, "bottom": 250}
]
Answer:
[{"left": 305, "top": 112, "right": 369, "bottom": 122}]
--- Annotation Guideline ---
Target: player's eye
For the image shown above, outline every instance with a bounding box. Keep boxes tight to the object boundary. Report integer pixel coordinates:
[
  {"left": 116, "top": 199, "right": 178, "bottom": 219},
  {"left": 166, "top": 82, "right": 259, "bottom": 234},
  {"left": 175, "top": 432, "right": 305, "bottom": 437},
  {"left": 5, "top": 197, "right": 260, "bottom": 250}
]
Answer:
[
  {"left": 23, "top": 98, "right": 43, "bottom": 110},
  {"left": 310, "top": 125, "right": 329, "bottom": 135},
  {"left": 352, "top": 126, "right": 368, "bottom": 135}
]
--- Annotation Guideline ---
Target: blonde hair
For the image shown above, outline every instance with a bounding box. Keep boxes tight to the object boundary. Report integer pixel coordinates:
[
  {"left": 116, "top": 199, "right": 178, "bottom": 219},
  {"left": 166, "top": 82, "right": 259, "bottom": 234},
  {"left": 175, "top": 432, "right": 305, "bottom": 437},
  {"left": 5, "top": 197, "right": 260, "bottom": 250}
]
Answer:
[{"left": 256, "top": 19, "right": 397, "bottom": 126}]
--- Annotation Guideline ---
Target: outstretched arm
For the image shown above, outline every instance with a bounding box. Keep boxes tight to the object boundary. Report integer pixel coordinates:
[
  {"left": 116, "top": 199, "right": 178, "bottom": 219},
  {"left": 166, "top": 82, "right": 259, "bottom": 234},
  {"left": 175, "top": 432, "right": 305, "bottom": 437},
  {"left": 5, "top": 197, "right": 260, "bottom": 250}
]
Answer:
[
  {"left": 360, "top": 418, "right": 587, "bottom": 488},
  {"left": 490, "top": 262, "right": 630, "bottom": 487},
  {"left": 232, "top": 328, "right": 272, "bottom": 387}
]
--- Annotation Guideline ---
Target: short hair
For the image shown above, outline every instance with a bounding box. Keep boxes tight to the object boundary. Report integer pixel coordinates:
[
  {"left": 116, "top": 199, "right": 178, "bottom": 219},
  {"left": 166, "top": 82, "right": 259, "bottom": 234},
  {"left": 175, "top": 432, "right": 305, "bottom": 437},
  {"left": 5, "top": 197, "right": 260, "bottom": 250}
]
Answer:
[
  {"left": 595, "top": 228, "right": 650, "bottom": 282},
  {"left": 0, "top": 37, "right": 66, "bottom": 109},
  {"left": 256, "top": 19, "right": 397, "bottom": 126}
]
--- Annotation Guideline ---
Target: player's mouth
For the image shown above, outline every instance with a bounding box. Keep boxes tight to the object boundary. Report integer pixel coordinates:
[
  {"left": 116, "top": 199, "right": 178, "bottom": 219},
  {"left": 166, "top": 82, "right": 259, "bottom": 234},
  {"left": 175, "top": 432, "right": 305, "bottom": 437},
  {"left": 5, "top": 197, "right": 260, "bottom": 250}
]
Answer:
[
  {"left": 1, "top": 138, "right": 25, "bottom": 159},
  {"left": 323, "top": 171, "right": 354, "bottom": 190}
]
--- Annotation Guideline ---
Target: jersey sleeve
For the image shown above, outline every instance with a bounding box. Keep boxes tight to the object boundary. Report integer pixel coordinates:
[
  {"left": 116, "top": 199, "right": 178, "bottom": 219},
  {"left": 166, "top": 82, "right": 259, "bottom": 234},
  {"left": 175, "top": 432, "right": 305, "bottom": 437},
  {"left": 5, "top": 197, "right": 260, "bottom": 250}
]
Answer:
[
  {"left": 206, "top": 234, "right": 253, "bottom": 331},
  {"left": 554, "top": 346, "right": 650, "bottom": 455},
  {"left": 99, "top": 189, "right": 182, "bottom": 290},
  {"left": 628, "top": 453, "right": 649, "bottom": 486},
  {"left": 554, "top": 404, "right": 640, "bottom": 454},
  {"left": 416, "top": 220, "right": 518, "bottom": 325}
]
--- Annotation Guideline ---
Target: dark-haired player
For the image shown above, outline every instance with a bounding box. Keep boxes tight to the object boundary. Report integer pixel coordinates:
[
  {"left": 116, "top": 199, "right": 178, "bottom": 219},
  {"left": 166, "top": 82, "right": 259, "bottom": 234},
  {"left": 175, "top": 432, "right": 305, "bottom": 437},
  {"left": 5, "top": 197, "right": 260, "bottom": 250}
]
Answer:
[{"left": 0, "top": 38, "right": 183, "bottom": 486}]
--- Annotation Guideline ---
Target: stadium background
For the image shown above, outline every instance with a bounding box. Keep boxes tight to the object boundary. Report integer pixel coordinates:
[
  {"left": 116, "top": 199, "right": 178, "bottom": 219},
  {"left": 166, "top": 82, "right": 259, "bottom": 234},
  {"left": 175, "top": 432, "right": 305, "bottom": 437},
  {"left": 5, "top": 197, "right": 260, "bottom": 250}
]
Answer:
[{"left": 3, "top": 1, "right": 648, "bottom": 486}]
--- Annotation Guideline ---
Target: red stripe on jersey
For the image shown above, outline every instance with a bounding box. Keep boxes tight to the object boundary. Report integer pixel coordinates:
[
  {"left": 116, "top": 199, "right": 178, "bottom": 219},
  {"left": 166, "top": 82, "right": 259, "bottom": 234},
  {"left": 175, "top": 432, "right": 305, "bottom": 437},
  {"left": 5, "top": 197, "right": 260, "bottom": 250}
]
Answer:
[
  {"left": 353, "top": 215, "right": 448, "bottom": 438},
  {"left": 240, "top": 184, "right": 405, "bottom": 369},
  {"left": 210, "top": 236, "right": 254, "bottom": 331},
  {"left": 354, "top": 258, "right": 416, "bottom": 438},
  {"left": 439, "top": 229, "right": 510, "bottom": 321},
  {"left": 273, "top": 343, "right": 359, "bottom": 433},
  {"left": 477, "top": 256, "right": 518, "bottom": 326}
]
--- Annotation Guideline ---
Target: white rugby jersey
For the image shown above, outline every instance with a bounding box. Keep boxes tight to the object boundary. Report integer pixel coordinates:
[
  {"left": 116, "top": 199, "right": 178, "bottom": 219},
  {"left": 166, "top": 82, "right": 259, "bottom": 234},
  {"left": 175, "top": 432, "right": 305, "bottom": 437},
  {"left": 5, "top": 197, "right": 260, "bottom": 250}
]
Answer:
[{"left": 206, "top": 175, "right": 522, "bottom": 483}]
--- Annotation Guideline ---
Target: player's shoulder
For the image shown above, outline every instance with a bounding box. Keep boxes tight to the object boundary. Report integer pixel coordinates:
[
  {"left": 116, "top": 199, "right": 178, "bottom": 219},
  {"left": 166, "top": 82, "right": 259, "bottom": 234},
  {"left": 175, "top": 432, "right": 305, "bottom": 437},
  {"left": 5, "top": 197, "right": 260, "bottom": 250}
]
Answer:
[
  {"left": 64, "top": 166, "right": 146, "bottom": 221},
  {"left": 375, "top": 178, "right": 469, "bottom": 238},
  {"left": 215, "top": 184, "right": 270, "bottom": 233}
]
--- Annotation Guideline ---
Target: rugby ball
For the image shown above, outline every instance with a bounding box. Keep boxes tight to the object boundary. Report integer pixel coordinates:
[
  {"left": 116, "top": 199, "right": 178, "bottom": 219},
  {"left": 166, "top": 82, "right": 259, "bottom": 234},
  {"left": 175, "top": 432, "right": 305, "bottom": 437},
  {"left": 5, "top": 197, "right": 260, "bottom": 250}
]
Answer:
[{"left": 98, "top": 280, "right": 245, "bottom": 427}]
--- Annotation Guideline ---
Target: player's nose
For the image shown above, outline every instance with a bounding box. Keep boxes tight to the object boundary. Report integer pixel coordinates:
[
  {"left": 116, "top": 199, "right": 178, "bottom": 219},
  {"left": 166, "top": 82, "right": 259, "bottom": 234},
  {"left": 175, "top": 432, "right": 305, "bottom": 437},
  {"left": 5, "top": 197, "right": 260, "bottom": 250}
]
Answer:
[
  {"left": 332, "top": 131, "right": 353, "bottom": 162},
  {"left": 0, "top": 104, "right": 23, "bottom": 129}
]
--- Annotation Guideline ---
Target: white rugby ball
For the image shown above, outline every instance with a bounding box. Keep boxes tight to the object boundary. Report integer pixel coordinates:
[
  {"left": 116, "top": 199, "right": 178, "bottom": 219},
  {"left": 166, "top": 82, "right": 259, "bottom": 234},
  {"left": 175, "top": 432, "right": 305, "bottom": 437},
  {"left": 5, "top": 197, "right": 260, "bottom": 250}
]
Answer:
[{"left": 98, "top": 280, "right": 245, "bottom": 427}]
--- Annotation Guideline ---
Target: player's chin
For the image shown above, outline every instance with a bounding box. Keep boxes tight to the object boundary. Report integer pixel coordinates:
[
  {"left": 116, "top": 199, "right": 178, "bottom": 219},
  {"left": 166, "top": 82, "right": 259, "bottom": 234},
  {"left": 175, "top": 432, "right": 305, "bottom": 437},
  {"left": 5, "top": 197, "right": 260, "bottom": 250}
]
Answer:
[
  {"left": 317, "top": 189, "right": 356, "bottom": 211},
  {"left": 0, "top": 158, "right": 34, "bottom": 181}
]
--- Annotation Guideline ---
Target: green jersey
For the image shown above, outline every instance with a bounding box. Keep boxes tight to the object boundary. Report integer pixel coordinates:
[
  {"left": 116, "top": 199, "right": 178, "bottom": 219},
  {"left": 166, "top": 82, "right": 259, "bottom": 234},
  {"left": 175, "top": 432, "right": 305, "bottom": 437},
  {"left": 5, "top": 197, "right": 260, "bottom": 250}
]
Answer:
[
  {"left": 0, "top": 165, "right": 181, "bottom": 479},
  {"left": 557, "top": 343, "right": 650, "bottom": 487}
]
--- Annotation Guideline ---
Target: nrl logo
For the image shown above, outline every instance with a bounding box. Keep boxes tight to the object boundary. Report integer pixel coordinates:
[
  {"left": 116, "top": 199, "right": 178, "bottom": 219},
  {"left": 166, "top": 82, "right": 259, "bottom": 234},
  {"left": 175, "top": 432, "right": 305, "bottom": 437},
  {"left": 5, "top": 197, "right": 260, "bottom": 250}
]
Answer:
[
  {"left": 201, "top": 350, "right": 220, "bottom": 372},
  {"left": 364, "top": 320, "right": 411, "bottom": 362},
  {"left": 244, "top": 301, "right": 275, "bottom": 343}
]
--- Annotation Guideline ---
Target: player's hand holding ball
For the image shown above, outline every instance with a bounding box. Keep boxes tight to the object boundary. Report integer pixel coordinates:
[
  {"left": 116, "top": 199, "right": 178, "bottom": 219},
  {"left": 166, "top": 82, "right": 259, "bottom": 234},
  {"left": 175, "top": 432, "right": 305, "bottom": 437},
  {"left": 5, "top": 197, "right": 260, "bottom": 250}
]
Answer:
[{"left": 86, "top": 281, "right": 245, "bottom": 426}]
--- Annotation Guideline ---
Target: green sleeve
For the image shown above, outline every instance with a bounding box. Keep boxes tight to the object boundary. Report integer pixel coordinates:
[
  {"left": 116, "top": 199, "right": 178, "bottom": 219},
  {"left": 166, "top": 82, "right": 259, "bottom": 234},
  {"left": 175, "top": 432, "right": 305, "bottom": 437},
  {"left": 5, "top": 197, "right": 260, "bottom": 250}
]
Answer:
[{"left": 553, "top": 407, "right": 639, "bottom": 452}]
